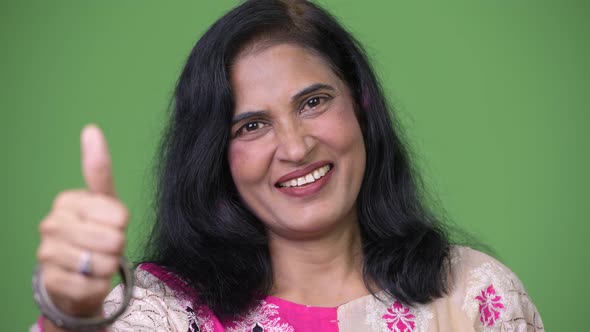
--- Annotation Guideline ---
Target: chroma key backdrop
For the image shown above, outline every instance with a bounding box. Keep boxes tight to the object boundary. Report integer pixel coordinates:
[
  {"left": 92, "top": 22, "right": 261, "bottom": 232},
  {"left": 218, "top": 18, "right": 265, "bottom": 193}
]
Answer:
[{"left": 1, "top": 1, "right": 588, "bottom": 330}]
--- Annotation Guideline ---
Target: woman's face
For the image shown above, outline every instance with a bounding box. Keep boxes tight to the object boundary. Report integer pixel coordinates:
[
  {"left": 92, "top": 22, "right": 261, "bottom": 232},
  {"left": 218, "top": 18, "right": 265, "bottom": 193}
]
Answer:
[{"left": 228, "top": 44, "right": 366, "bottom": 240}]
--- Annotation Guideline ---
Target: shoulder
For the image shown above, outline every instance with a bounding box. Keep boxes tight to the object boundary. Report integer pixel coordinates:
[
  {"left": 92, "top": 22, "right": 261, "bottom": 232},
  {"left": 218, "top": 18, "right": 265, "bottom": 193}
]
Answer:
[
  {"left": 104, "top": 262, "right": 192, "bottom": 311},
  {"left": 103, "top": 263, "right": 218, "bottom": 332},
  {"left": 447, "top": 246, "right": 544, "bottom": 331}
]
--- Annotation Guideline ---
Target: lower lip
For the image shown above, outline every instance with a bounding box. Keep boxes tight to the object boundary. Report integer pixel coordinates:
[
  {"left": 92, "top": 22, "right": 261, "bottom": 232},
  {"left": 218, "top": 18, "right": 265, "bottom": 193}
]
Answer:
[{"left": 276, "top": 167, "right": 334, "bottom": 198}]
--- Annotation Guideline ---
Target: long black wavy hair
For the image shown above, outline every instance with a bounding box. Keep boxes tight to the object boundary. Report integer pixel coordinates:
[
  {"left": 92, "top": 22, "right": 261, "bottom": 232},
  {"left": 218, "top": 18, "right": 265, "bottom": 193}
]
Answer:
[{"left": 147, "top": 0, "right": 451, "bottom": 318}]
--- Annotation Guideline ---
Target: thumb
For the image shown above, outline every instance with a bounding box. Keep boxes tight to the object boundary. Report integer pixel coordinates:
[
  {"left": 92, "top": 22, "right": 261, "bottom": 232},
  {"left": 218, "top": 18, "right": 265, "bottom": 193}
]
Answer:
[{"left": 81, "top": 124, "right": 116, "bottom": 197}]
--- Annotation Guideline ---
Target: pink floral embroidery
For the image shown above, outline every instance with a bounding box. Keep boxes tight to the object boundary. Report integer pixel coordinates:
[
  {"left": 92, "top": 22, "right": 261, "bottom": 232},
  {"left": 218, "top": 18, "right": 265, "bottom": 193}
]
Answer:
[
  {"left": 382, "top": 300, "right": 416, "bottom": 332},
  {"left": 475, "top": 284, "right": 505, "bottom": 326}
]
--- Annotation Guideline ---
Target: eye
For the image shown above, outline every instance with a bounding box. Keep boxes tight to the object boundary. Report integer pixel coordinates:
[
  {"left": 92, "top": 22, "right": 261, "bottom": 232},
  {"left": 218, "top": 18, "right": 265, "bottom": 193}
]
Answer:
[
  {"left": 300, "top": 95, "right": 331, "bottom": 116},
  {"left": 235, "top": 121, "right": 268, "bottom": 138},
  {"left": 306, "top": 97, "right": 322, "bottom": 108},
  {"left": 244, "top": 122, "right": 262, "bottom": 132}
]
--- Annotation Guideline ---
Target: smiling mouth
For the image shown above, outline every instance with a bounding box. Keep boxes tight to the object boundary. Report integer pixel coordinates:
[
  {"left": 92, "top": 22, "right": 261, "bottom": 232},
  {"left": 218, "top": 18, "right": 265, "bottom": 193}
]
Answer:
[{"left": 277, "top": 164, "right": 333, "bottom": 188}]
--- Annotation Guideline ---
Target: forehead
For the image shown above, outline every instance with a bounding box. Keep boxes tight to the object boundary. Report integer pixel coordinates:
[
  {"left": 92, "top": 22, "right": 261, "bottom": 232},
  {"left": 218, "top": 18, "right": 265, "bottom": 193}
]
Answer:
[{"left": 230, "top": 44, "right": 343, "bottom": 112}]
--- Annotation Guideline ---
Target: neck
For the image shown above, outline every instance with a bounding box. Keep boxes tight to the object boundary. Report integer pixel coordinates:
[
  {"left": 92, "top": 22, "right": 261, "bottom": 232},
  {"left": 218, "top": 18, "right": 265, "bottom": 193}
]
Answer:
[{"left": 268, "top": 220, "right": 368, "bottom": 307}]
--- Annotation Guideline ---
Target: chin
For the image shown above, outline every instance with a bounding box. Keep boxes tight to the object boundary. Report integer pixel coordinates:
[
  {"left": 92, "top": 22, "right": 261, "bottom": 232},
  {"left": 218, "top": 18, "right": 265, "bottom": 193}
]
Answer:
[{"left": 269, "top": 211, "right": 355, "bottom": 240}]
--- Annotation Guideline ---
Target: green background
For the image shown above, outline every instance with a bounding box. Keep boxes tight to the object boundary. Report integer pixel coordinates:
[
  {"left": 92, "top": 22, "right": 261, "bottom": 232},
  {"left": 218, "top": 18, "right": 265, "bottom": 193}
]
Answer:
[{"left": 1, "top": 0, "right": 588, "bottom": 330}]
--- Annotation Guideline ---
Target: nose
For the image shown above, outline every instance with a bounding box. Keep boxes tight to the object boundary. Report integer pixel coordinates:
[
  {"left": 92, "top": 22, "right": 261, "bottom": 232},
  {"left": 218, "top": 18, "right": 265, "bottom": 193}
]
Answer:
[{"left": 275, "top": 122, "right": 315, "bottom": 164}]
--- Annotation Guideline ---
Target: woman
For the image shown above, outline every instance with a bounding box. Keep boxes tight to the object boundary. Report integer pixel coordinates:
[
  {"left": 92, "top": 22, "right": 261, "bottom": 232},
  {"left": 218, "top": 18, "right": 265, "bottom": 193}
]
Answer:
[{"left": 33, "top": 0, "right": 544, "bottom": 331}]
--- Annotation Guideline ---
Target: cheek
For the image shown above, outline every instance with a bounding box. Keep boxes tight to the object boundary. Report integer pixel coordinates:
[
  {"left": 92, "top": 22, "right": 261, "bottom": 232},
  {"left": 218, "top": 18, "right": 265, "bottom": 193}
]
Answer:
[
  {"left": 228, "top": 141, "right": 273, "bottom": 188},
  {"left": 315, "top": 106, "right": 365, "bottom": 153}
]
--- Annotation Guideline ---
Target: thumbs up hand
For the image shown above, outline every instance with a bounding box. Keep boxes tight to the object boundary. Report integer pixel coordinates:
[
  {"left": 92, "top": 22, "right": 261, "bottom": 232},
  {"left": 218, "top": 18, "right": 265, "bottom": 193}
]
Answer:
[
  {"left": 37, "top": 125, "right": 129, "bottom": 320},
  {"left": 82, "top": 124, "right": 117, "bottom": 197}
]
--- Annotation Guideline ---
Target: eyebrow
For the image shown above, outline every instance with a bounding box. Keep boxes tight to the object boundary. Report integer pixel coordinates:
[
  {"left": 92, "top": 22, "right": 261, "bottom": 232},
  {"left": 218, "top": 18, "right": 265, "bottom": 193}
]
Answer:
[
  {"left": 290, "top": 83, "right": 335, "bottom": 103},
  {"left": 231, "top": 83, "right": 335, "bottom": 125},
  {"left": 231, "top": 110, "right": 267, "bottom": 125}
]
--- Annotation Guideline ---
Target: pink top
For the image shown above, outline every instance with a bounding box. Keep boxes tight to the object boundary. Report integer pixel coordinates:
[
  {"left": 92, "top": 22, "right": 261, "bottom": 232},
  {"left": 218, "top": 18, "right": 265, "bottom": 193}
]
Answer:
[{"left": 32, "top": 247, "right": 544, "bottom": 331}]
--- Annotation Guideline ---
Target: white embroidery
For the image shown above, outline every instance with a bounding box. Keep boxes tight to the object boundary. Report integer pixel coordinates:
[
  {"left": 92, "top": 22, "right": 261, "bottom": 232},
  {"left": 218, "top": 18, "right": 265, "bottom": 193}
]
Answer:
[
  {"left": 184, "top": 301, "right": 215, "bottom": 332},
  {"left": 365, "top": 294, "right": 432, "bottom": 332},
  {"left": 104, "top": 269, "right": 185, "bottom": 331},
  {"left": 226, "top": 300, "right": 294, "bottom": 332},
  {"left": 450, "top": 246, "right": 463, "bottom": 267}
]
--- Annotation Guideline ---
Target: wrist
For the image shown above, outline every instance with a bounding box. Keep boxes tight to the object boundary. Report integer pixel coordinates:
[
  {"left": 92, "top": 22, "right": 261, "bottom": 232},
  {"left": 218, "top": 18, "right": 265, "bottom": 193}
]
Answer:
[{"left": 32, "top": 258, "right": 134, "bottom": 331}]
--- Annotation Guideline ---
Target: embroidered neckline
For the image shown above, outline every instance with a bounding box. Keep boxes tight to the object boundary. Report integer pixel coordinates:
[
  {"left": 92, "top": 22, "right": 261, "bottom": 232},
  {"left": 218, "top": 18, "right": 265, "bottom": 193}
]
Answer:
[{"left": 265, "top": 290, "right": 386, "bottom": 309}]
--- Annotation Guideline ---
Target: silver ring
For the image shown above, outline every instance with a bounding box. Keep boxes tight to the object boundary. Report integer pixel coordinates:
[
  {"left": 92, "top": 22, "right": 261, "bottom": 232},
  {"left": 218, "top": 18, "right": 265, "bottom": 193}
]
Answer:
[{"left": 78, "top": 251, "right": 92, "bottom": 276}]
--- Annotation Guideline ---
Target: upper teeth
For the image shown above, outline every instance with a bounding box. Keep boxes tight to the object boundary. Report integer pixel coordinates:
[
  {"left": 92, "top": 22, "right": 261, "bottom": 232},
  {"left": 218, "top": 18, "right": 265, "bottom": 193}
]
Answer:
[{"left": 279, "top": 165, "right": 331, "bottom": 188}]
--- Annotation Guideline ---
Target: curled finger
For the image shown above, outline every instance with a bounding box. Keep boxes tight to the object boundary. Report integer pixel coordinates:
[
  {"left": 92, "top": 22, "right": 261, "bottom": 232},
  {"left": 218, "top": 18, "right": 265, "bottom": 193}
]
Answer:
[{"left": 38, "top": 239, "right": 120, "bottom": 278}]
